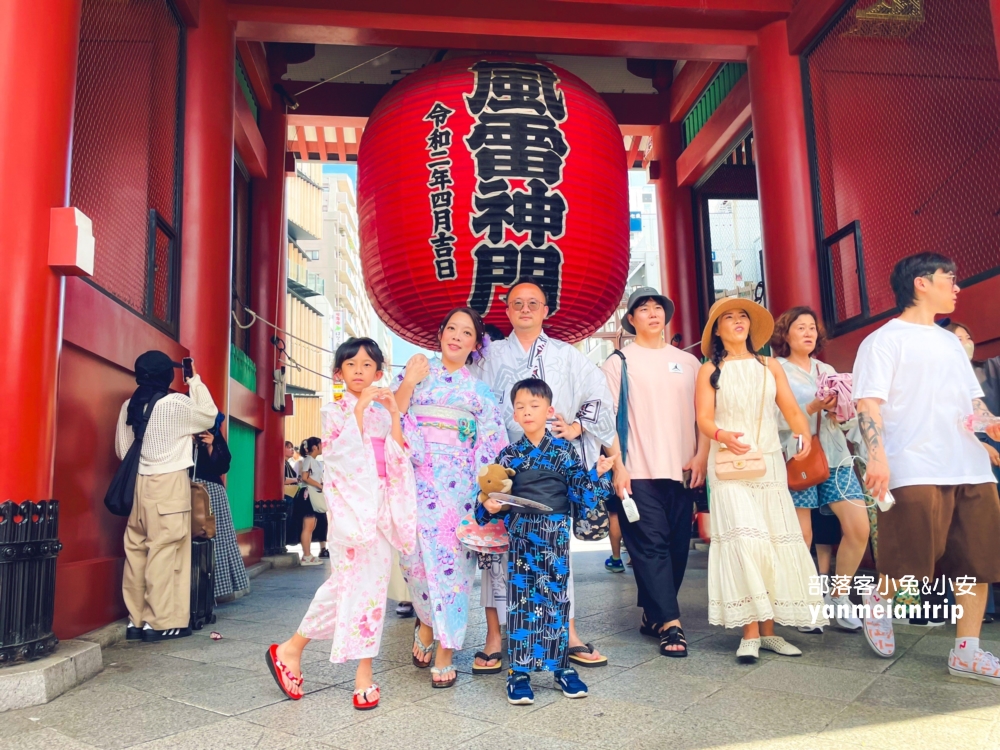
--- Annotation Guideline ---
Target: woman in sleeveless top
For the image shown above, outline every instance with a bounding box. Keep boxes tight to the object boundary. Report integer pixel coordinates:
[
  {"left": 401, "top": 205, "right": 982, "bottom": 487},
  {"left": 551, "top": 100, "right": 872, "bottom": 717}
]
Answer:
[
  {"left": 393, "top": 308, "right": 508, "bottom": 687},
  {"left": 694, "top": 298, "right": 827, "bottom": 663}
]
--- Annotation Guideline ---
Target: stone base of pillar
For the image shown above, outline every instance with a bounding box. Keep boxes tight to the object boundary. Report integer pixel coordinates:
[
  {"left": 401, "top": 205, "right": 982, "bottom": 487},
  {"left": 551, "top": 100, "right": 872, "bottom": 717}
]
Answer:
[{"left": 0, "top": 640, "right": 102, "bottom": 712}]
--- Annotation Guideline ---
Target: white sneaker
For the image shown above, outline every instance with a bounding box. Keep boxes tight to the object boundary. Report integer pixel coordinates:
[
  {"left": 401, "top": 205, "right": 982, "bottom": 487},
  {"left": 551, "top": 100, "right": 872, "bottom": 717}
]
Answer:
[
  {"left": 300, "top": 555, "right": 322, "bottom": 566},
  {"left": 861, "top": 592, "right": 895, "bottom": 658},
  {"left": 830, "top": 593, "right": 862, "bottom": 632},
  {"left": 798, "top": 625, "right": 824, "bottom": 634},
  {"left": 948, "top": 648, "right": 1000, "bottom": 685}
]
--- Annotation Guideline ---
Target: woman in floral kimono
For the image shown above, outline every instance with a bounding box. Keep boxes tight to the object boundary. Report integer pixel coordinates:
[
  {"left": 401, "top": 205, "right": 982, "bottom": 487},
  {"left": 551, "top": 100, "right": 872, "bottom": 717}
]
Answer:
[
  {"left": 267, "top": 338, "right": 417, "bottom": 710},
  {"left": 394, "top": 307, "right": 508, "bottom": 688}
]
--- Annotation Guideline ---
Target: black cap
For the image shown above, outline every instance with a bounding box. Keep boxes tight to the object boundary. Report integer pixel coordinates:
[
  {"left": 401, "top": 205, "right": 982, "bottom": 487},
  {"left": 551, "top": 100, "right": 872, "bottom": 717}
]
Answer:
[
  {"left": 621, "top": 287, "right": 674, "bottom": 335},
  {"left": 134, "top": 350, "right": 181, "bottom": 386}
]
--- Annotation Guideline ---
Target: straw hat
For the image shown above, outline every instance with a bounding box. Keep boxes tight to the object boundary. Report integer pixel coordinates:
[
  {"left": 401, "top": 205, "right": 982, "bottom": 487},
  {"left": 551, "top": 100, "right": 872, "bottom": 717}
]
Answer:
[{"left": 700, "top": 297, "right": 774, "bottom": 358}]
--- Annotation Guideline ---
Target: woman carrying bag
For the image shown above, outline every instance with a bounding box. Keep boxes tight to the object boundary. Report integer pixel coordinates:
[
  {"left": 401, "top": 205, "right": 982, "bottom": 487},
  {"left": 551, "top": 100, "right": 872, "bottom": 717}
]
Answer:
[
  {"left": 296, "top": 437, "right": 328, "bottom": 565},
  {"left": 772, "top": 307, "right": 871, "bottom": 634},
  {"left": 695, "top": 298, "right": 827, "bottom": 663}
]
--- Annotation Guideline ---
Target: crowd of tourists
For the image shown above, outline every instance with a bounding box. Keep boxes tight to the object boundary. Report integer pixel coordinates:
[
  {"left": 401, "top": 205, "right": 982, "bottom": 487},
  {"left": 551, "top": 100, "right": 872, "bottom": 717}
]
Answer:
[{"left": 111, "top": 250, "right": 1000, "bottom": 710}]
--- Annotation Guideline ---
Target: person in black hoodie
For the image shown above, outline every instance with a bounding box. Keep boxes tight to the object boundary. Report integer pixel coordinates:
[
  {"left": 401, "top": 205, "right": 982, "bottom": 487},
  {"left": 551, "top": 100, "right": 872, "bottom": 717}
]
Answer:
[{"left": 194, "top": 414, "right": 250, "bottom": 600}]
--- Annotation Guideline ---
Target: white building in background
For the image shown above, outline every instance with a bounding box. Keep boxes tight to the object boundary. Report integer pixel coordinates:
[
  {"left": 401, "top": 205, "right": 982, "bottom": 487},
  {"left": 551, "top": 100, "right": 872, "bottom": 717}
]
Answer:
[
  {"left": 707, "top": 198, "right": 763, "bottom": 301},
  {"left": 578, "top": 171, "right": 663, "bottom": 366}
]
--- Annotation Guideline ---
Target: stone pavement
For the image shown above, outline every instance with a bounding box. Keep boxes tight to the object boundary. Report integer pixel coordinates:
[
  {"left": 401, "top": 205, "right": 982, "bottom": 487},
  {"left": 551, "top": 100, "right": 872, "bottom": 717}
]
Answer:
[{"left": 6, "top": 544, "right": 1000, "bottom": 750}]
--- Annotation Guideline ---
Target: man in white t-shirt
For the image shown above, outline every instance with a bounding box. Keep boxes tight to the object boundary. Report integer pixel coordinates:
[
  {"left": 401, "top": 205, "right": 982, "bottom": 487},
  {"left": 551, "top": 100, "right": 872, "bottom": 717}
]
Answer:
[{"left": 854, "top": 252, "right": 1000, "bottom": 684}]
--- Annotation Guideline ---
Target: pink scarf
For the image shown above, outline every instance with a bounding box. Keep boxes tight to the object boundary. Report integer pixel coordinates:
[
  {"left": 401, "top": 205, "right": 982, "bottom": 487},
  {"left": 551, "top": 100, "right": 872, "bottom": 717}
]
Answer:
[{"left": 816, "top": 372, "right": 855, "bottom": 422}]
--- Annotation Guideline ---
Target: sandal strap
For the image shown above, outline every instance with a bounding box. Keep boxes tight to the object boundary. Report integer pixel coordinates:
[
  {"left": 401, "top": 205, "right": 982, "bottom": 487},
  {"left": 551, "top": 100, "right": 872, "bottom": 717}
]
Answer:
[
  {"left": 474, "top": 651, "right": 501, "bottom": 661},
  {"left": 430, "top": 665, "right": 456, "bottom": 676},
  {"left": 661, "top": 626, "right": 687, "bottom": 644},
  {"left": 566, "top": 643, "right": 596, "bottom": 656},
  {"left": 353, "top": 683, "right": 379, "bottom": 698},
  {"left": 413, "top": 627, "right": 435, "bottom": 653},
  {"left": 274, "top": 658, "right": 304, "bottom": 686}
]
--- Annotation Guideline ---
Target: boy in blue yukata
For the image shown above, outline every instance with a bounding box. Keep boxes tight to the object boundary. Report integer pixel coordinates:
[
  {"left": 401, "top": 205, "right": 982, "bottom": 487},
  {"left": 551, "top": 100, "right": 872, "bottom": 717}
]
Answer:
[{"left": 478, "top": 378, "right": 614, "bottom": 705}]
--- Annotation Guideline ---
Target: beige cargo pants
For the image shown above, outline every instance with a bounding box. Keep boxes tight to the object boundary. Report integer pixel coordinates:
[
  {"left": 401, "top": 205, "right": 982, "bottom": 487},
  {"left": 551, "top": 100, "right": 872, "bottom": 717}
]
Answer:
[{"left": 122, "top": 470, "right": 191, "bottom": 630}]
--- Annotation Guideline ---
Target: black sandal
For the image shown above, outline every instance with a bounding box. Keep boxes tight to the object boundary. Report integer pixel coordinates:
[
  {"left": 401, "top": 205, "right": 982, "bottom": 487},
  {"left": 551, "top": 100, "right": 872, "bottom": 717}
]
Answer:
[
  {"left": 639, "top": 614, "right": 662, "bottom": 638},
  {"left": 659, "top": 625, "right": 688, "bottom": 658},
  {"left": 472, "top": 651, "right": 503, "bottom": 674},
  {"left": 566, "top": 643, "right": 608, "bottom": 668}
]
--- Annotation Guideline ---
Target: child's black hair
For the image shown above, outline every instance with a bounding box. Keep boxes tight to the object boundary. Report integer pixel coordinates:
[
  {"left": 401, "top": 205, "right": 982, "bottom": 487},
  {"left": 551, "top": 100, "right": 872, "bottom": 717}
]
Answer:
[
  {"left": 334, "top": 337, "right": 385, "bottom": 373},
  {"left": 510, "top": 377, "right": 553, "bottom": 405}
]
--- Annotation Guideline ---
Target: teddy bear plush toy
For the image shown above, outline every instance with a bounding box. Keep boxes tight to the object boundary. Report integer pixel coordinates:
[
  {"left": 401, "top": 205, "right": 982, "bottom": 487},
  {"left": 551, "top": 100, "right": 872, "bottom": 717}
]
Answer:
[{"left": 477, "top": 463, "right": 515, "bottom": 505}]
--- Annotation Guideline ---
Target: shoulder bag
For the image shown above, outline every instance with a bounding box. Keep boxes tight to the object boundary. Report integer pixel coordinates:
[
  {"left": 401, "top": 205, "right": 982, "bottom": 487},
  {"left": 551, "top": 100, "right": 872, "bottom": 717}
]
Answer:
[
  {"left": 190, "top": 445, "right": 216, "bottom": 540},
  {"left": 609, "top": 350, "right": 629, "bottom": 466},
  {"left": 714, "top": 358, "right": 768, "bottom": 481},
  {"left": 104, "top": 394, "right": 165, "bottom": 517},
  {"left": 786, "top": 411, "right": 830, "bottom": 491}
]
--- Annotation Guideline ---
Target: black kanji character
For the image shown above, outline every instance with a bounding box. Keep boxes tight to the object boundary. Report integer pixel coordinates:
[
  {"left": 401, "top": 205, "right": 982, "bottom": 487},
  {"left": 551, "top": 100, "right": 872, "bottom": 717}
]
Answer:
[
  {"left": 426, "top": 128, "right": 453, "bottom": 151},
  {"left": 467, "top": 242, "right": 521, "bottom": 314},
  {"left": 427, "top": 167, "right": 454, "bottom": 190},
  {"left": 435, "top": 257, "right": 457, "bottom": 281},
  {"left": 429, "top": 232, "right": 457, "bottom": 258},
  {"left": 513, "top": 179, "right": 566, "bottom": 247},
  {"left": 432, "top": 208, "right": 452, "bottom": 234},
  {"left": 515, "top": 244, "right": 563, "bottom": 313},
  {"left": 424, "top": 102, "right": 456, "bottom": 128},
  {"left": 430, "top": 191, "right": 453, "bottom": 210},
  {"left": 465, "top": 113, "right": 569, "bottom": 184},
  {"left": 465, "top": 62, "right": 566, "bottom": 120},
  {"left": 470, "top": 191, "right": 513, "bottom": 244}
]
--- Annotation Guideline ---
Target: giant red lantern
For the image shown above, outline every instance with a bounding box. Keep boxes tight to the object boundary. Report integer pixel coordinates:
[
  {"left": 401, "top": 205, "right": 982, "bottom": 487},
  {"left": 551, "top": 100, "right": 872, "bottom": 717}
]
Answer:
[{"left": 357, "top": 57, "right": 629, "bottom": 349}]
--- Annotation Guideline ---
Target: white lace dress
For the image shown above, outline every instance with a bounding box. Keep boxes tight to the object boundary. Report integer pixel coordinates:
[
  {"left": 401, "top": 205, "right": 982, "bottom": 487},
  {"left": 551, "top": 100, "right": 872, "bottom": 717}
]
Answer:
[{"left": 706, "top": 358, "right": 827, "bottom": 629}]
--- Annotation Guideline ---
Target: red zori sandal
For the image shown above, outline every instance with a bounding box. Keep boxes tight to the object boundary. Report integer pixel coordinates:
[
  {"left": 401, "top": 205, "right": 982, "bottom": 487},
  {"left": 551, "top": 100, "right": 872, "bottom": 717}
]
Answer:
[
  {"left": 266, "top": 644, "right": 304, "bottom": 700},
  {"left": 353, "top": 683, "right": 380, "bottom": 710}
]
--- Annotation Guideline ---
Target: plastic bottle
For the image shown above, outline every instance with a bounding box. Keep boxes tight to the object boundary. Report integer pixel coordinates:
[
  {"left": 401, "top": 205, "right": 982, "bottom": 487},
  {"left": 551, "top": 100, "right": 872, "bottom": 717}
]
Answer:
[{"left": 962, "top": 414, "right": 1000, "bottom": 432}]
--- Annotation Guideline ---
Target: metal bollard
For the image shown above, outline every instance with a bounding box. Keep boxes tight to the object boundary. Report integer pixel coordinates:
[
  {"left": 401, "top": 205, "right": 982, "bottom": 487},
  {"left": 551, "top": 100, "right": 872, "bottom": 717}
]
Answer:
[{"left": 0, "top": 500, "right": 62, "bottom": 666}]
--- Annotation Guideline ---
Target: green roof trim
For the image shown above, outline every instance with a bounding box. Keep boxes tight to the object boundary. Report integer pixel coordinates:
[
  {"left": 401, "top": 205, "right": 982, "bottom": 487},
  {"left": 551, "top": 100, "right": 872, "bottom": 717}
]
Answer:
[
  {"left": 682, "top": 63, "right": 748, "bottom": 149},
  {"left": 235, "top": 53, "right": 259, "bottom": 123}
]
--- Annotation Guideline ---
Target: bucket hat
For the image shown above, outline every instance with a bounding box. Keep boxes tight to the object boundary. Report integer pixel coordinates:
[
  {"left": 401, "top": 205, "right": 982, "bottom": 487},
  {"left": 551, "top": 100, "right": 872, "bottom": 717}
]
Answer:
[
  {"left": 700, "top": 296, "right": 774, "bottom": 358},
  {"left": 621, "top": 287, "right": 674, "bottom": 335}
]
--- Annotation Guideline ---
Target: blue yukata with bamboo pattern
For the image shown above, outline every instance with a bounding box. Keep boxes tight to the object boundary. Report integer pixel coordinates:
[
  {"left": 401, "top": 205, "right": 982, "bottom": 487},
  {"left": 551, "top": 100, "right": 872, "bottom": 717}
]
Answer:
[{"left": 476, "top": 431, "right": 610, "bottom": 674}]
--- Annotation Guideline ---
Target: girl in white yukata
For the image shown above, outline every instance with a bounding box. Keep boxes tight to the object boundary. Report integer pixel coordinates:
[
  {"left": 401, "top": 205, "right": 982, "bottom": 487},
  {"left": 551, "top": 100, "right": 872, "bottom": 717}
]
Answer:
[{"left": 267, "top": 338, "right": 417, "bottom": 711}]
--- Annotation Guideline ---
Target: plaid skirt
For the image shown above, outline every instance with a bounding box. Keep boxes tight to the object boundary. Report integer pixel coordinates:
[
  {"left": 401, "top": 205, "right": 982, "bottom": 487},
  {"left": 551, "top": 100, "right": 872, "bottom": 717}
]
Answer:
[{"left": 204, "top": 481, "right": 250, "bottom": 599}]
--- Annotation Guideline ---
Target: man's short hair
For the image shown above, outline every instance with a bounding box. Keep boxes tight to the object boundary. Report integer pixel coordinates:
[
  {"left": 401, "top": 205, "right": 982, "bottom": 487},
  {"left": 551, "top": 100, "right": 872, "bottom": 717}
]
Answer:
[
  {"left": 890, "top": 252, "right": 957, "bottom": 310},
  {"left": 510, "top": 377, "right": 553, "bottom": 405},
  {"left": 506, "top": 279, "right": 548, "bottom": 307}
]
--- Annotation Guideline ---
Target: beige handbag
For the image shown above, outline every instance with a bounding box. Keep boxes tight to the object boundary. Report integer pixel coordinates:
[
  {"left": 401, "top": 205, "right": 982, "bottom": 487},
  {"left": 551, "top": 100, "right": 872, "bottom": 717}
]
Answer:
[{"left": 714, "top": 358, "right": 768, "bottom": 481}]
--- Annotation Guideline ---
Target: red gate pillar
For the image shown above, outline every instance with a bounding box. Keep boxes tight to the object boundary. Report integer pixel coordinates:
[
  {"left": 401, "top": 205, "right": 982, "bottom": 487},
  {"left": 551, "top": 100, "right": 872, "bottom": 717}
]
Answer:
[
  {"left": 0, "top": 0, "right": 81, "bottom": 500},
  {"left": 250, "top": 100, "right": 288, "bottom": 501},
  {"left": 652, "top": 119, "right": 701, "bottom": 349},
  {"left": 179, "top": 0, "right": 234, "bottom": 413},
  {"left": 747, "top": 20, "right": 822, "bottom": 318}
]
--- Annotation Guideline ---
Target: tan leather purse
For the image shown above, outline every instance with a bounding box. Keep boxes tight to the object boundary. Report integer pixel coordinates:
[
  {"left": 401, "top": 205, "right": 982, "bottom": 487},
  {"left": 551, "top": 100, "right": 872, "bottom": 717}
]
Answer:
[
  {"left": 714, "top": 358, "right": 768, "bottom": 481},
  {"left": 191, "top": 446, "right": 216, "bottom": 540},
  {"left": 786, "top": 412, "right": 830, "bottom": 491}
]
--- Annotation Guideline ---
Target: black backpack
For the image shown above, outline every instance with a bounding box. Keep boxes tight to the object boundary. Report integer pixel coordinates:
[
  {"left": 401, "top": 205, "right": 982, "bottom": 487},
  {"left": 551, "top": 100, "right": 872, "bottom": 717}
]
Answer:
[{"left": 104, "top": 394, "right": 165, "bottom": 517}]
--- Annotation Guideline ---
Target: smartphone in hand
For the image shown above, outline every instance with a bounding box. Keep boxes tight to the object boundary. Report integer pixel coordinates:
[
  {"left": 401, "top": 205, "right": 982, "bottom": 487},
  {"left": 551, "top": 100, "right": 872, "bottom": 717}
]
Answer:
[{"left": 182, "top": 357, "right": 194, "bottom": 381}]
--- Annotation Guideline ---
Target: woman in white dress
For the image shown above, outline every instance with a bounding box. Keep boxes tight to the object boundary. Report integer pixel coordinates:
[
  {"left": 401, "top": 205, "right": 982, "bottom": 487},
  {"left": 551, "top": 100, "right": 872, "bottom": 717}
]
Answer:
[{"left": 694, "top": 298, "right": 827, "bottom": 663}]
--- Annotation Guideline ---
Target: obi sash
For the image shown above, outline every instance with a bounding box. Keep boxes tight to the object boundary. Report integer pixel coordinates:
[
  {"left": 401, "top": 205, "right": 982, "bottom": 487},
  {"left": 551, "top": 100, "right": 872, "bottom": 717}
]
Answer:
[
  {"left": 411, "top": 405, "right": 477, "bottom": 448},
  {"left": 510, "top": 469, "right": 569, "bottom": 516},
  {"left": 370, "top": 437, "right": 387, "bottom": 478}
]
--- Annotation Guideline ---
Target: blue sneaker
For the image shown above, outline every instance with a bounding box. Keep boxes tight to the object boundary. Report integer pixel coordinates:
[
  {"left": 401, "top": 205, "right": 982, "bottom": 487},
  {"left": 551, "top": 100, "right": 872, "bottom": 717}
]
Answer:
[
  {"left": 507, "top": 673, "right": 534, "bottom": 705},
  {"left": 554, "top": 667, "right": 588, "bottom": 698},
  {"left": 605, "top": 556, "right": 625, "bottom": 573}
]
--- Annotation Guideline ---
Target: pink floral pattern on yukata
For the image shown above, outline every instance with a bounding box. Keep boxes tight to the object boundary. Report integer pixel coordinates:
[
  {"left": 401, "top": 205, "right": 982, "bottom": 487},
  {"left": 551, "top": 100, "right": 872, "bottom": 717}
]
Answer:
[
  {"left": 296, "top": 393, "right": 418, "bottom": 662},
  {"left": 393, "top": 360, "right": 508, "bottom": 649}
]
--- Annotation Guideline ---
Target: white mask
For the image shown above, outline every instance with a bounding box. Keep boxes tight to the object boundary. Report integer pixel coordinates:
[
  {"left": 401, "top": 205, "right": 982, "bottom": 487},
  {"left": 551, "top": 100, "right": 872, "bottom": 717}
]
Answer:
[{"left": 962, "top": 340, "right": 975, "bottom": 360}]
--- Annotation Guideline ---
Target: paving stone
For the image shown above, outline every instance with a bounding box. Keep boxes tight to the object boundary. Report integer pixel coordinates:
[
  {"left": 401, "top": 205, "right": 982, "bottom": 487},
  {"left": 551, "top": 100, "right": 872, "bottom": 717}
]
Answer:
[
  {"left": 37, "top": 696, "right": 225, "bottom": 750},
  {"left": 323, "top": 704, "right": 493, "bottom": 750},
  {"left": 125, "top": 716, "right": 331, "bottom": 749},
  {"left": 0, "top": 727, "right": 102, "bottom": 750},
  {"left": 737, "top": 660, "right": 879, "bottom": 702},
  {"left": 820, "top": 702, "right": 995, "bottom": 750}
]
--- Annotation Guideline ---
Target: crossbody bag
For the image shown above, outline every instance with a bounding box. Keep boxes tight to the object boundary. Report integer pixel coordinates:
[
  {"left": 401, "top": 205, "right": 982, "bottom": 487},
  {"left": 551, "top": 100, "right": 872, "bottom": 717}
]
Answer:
[{"left": 714, "top": 358, "right": 768, "bottom": 481}]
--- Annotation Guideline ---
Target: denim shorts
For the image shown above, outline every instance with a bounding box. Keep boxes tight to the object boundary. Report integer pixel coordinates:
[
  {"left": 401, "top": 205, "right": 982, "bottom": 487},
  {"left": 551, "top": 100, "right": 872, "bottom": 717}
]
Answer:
[{"left": 790, "top": 465, "right": 864, "bottom": 512}]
